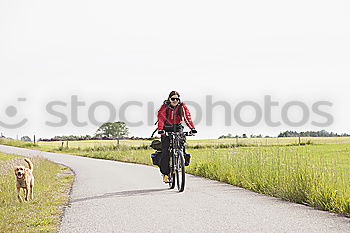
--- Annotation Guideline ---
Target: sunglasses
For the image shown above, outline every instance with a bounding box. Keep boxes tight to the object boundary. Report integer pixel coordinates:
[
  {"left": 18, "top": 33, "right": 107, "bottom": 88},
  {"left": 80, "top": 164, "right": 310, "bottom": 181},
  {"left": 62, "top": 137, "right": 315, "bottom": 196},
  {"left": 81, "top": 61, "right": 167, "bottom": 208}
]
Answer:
[{"left": 170, "top": 97, "right": 180, "bottom": 101}]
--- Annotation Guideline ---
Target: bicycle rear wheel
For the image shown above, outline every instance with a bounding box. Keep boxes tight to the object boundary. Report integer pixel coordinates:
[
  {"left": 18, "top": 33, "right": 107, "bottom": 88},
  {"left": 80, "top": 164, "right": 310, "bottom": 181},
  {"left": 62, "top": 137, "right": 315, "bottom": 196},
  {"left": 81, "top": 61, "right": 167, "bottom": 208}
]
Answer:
[{"left": 175, "top": 151, "right": 185, "bottom": 192}]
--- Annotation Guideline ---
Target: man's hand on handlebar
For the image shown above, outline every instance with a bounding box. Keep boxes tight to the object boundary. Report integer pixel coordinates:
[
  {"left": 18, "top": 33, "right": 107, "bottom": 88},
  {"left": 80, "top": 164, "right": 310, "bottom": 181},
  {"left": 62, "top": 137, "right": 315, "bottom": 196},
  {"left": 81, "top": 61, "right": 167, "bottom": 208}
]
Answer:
[
  {"left": 158, "top": 129, "right": 165, "bottom": 135},
  {"left": 190, "top": 128, "right": 197, "bottom": 134}
]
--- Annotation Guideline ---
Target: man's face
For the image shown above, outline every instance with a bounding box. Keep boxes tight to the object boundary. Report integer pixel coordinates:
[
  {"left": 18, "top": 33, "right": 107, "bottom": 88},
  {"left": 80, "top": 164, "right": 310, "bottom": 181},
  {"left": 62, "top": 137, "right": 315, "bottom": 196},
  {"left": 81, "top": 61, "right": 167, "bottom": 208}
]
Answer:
[{"left": 169, "top": 95, "right": 180, "bottom": 107}]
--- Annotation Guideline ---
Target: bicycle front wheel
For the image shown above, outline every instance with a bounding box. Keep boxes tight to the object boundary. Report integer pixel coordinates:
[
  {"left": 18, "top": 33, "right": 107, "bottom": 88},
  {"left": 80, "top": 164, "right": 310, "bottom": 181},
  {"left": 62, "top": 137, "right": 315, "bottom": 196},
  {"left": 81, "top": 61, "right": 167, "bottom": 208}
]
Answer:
[
  {"left": 169, "top": 152, "right": 175, "bottom": 189},
  {"left": 175, "top": 151, "right": 186, "bottom": 192}
]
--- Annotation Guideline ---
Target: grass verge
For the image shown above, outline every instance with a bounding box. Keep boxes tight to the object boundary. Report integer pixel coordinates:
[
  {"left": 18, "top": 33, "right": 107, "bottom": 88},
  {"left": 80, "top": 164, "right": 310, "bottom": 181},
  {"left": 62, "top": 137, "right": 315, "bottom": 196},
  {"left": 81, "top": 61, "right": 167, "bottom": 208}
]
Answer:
[{"left": 0, "top": 153, "right": 74, "bottom": 232}]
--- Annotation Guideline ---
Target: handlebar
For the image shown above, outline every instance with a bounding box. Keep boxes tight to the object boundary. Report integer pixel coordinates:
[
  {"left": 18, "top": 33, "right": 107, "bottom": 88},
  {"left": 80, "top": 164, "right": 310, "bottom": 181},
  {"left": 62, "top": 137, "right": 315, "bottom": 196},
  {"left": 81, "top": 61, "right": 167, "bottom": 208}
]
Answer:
[
  {"left": 164, "top": 131, "right": 195, "bottom": 136},
  {"left": 184, "top": 132, "right": 195, "bottom": 136}
]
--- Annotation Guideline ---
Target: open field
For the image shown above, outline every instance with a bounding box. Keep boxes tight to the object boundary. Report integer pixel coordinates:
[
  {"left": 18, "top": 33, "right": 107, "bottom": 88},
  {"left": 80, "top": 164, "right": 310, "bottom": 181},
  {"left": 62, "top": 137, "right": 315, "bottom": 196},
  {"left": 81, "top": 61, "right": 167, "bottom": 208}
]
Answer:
[
  {"left": 1, "top": 137, "right": 350, "bottom": 217},
  {"left": 188, "top": 144, "right": 350, "bottom": 215},
  {"left": 34, "top": 136, "right": 350, "bottom": 150},
  {"left": 0, "top": 153, "right": 74, "bottom": 233},
  {"left": 191, "top": 136, "right": 350, "bottom": 146}
]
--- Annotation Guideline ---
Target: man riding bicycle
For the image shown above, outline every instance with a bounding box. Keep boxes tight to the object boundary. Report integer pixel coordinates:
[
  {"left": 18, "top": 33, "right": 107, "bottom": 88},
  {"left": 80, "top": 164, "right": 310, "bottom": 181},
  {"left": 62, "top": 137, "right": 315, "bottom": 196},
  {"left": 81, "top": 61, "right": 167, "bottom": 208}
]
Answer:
[{"left": 157, "top": 91, "right": 197, "bottom": 183}]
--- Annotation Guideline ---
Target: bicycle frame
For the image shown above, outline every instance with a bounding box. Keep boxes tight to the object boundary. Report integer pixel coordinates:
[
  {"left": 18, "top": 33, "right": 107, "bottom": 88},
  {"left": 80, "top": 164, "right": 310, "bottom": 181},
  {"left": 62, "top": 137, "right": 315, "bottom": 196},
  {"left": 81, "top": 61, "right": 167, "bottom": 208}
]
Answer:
[{"left": 165, "top": 128, "right": 193, "bottom": 192}]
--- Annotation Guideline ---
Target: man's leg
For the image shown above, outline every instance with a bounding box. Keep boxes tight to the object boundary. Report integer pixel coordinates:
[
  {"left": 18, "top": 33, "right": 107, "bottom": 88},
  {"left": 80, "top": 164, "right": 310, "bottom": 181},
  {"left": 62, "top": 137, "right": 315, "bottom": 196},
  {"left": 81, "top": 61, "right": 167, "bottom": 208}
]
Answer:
[{"left": 159, "top": 135, "right": 170, "bottom": 175}]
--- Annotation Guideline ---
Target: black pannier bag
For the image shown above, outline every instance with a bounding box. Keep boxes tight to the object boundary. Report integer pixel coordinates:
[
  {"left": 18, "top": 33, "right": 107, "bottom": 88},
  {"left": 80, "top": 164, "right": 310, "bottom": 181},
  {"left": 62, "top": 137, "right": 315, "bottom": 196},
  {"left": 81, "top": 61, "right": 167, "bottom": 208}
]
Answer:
[
  {"left": 150, "top": 139, "right": 162, "bottom": 150},
  {"left": 151, "top": 151, "right": 162, "bottom": 165},
  {"left": 150, "top": 139, "right": 162, "bottom": 166},
  {"left": 184, "top": 153, "right": 191, "bottom": 166}
]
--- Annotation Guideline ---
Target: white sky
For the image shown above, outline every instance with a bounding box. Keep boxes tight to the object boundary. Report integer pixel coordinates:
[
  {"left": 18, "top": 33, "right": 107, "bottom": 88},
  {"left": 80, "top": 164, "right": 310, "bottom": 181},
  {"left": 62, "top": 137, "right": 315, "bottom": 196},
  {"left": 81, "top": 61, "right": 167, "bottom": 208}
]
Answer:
[{"left": 0, "top": 0, "right": 349, "bottom": 140}]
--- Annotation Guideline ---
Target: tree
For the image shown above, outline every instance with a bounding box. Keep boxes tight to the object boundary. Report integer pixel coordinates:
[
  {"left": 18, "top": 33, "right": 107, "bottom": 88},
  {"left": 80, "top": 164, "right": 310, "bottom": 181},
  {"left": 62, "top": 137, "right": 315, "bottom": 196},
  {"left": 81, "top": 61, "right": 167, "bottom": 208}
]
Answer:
[
  {"left": 21, "top": 136, "right": 31, "bottom": 142},
  {"left": 95, "top": 121, "right": 129, "bottom": 138}
]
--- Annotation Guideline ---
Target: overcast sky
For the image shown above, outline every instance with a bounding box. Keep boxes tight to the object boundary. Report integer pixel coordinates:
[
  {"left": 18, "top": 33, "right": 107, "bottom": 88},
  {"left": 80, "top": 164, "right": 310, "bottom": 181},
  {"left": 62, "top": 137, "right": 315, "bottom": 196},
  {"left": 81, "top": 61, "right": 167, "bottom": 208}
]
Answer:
[{"left": 0, "top": 0, "right": 349, "bottom": 140}]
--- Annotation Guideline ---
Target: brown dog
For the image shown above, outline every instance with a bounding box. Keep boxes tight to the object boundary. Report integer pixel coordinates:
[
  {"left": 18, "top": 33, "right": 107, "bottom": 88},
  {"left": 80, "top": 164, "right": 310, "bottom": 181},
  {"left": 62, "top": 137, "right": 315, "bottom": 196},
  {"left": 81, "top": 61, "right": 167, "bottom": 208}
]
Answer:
[{"left": 14, "top": 158, "right": 34, "bottom": 202}]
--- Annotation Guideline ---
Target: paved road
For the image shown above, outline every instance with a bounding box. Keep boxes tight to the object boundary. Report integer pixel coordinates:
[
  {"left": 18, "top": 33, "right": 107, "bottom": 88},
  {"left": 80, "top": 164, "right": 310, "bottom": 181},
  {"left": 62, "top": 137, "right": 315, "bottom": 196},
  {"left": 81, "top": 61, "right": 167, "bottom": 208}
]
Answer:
[{"left": 0, "top": 144, "right": 349, "bottom": 233}]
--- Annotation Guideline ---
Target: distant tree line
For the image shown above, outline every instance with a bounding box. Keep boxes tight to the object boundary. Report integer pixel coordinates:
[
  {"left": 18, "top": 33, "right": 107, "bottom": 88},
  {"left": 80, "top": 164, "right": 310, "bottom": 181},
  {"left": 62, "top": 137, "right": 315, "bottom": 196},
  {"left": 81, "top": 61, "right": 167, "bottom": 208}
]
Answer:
[
  {"left": 277, "top": 130, "right": 350, "bottom": 137},
  {"left": 39, "top": 121, "right": 159, "bottom": 141},
  {"left": 219, "top": 130, "right": 350, "bottom": 139},
  {"left": 39, "top": 135, "right": 155, "bottom": 141},
  {"left": 219, "top": 133, "right": 271, "bottom": 139}
]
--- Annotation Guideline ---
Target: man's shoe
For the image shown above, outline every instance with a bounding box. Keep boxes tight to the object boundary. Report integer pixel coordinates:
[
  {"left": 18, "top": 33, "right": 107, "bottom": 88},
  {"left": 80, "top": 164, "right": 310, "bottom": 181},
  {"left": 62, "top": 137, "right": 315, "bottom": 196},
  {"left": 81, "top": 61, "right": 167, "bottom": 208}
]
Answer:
[{"left": 163, "top": 175, "right": 170, "bottom": 183}]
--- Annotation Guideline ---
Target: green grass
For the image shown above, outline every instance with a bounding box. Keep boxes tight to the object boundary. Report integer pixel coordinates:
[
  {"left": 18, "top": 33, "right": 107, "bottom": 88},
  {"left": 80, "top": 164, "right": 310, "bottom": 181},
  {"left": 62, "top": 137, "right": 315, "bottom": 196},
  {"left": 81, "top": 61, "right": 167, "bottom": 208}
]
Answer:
[
  {"left": 187, "top": 145, "right": 350, "bottom": 216},
  {"left": 0, "top": 154, "right": 74, "bottom": 232},
  {"left": 0, "top": 138, "right": 38, "bottom": 149},
  {"left": 2, "top": 138, "right": 350, "bottom": 217},
  {"left": 0, "top": 152, "right": 20, "bottom": 161}
]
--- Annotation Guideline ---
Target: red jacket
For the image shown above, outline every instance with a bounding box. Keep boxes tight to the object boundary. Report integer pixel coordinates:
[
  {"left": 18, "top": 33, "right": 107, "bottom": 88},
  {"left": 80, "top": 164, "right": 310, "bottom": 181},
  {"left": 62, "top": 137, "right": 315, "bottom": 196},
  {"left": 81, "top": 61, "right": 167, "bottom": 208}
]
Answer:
[{"left": 157, "top": 102, "right": 195, "bottom": 130}]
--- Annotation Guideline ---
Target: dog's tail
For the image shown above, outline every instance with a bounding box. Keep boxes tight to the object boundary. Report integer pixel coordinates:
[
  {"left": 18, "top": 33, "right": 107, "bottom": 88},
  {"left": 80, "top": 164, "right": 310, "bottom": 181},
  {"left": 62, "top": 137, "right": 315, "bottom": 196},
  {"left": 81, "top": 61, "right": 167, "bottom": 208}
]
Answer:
[{"left": 24, "top": 158, "right": 33, "bottom": 171}]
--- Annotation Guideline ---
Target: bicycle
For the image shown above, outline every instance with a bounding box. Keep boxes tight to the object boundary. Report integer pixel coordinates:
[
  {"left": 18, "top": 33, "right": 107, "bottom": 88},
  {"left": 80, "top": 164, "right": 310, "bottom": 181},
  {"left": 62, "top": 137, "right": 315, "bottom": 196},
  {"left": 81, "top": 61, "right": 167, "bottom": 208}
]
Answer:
[{"left": 165, "top": 129, "right": 194, "bottom": 192}]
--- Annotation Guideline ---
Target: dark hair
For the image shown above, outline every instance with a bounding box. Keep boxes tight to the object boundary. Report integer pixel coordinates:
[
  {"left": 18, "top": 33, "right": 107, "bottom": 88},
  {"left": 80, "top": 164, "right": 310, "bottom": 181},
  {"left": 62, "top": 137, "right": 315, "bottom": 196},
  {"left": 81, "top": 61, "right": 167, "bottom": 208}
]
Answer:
[{"left": 168, "top": 91, "right": 180, "bottom": 100}]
